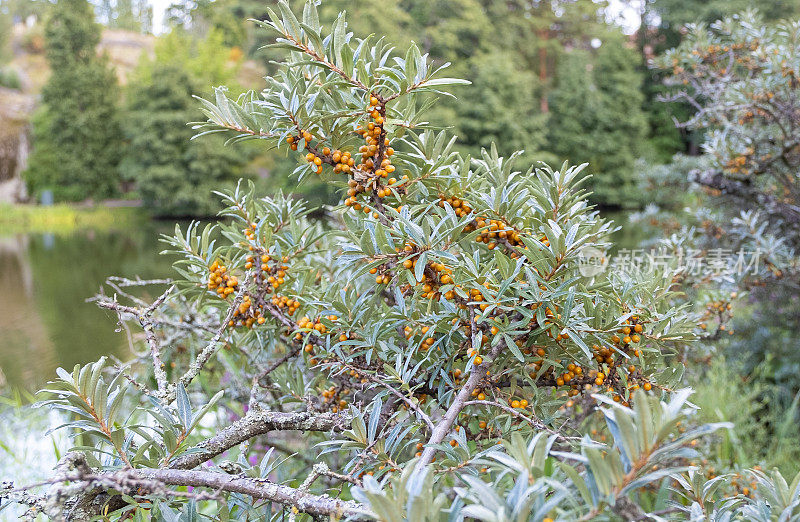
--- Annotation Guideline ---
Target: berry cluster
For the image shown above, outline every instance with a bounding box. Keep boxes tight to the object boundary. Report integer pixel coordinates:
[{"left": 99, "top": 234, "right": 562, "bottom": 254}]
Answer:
[
  {"left": 206, "top": 234, "right": 308, "bottom": 330},
  {"left": 207, "top": 260, "right": 238, "bottom": 297},
  {"left": 347, "top": 95, "right": 397, "bottom": 209},
  {"left": 586, "top": 316, "right": 651, "bottom": 404},
  {"left": 303, "top": 148, "right": 356, "bottom": 175},
  {"left": 699, "top": 297, "right": 734, "bottom": 336},
  {"left": 466, "top": 338, "right": 485, "bottom": 366},
  {"left": 438, "top": 195, "right": 472, "bottom": 218},
  {"left": 320, "top": 385, "right": 350, "bottom": 413},
  {"left": 371, "top": 242, "right": 455, "bottom": 300},
  {"left": 226, "top": 293, "right": 299, "bottom": 330},
  {"left": 508, "top": 397, "right": 529, "bottom": 409},
  {"left": 284, "top": 95, "right": 404, "bottom": 216},
  {"left": 229, "top": 294, "right": 262, "bottom": 328},
  {"left": 516, "top": 315, "right": 654, "bottom": 407},
  {"left": 285, "top": 129, "right": 313, "bottom": 151},
  {"left": 412, "top": 261, "right": 453, "bottom": 300},
  {"left": 402, "top": 324, "right": 437, "bottom": 352},
  {"left": 287, "top": 128, "right": 358, "bottom": 179},
  {"left": 244, "top": 253, "right": 291, "bottom": 293},
  {"left": 439, "top": 193, "right": 545, "bottom": 259},
  {"left": 469, "top": 217, "right": 525, "bottom": 253},
  {"left": 470, "top": 387, "right": 488, "bottom": 401},
  {"left": 270, "top": 294, "right": 300, "bottom": 316},
  {"left": 296, "top": 315, "right": 331, "bottom": 337}
]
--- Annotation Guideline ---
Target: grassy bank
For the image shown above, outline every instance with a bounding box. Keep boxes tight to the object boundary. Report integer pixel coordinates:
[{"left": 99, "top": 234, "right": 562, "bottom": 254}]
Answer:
[{"left": 0, "top": 203, "right": 146, "bottom": 234}]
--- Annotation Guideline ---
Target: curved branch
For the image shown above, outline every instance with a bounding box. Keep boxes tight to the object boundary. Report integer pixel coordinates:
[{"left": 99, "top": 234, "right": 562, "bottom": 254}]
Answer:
[
  {"left": 138, "top": 468, "right": 373, "bottom": 519},
  {"left": 45, "top": 453, "right": 372, "bottom": 520},
  {"left": 170, "top": 410, "right": 352, "bottom": 470}
]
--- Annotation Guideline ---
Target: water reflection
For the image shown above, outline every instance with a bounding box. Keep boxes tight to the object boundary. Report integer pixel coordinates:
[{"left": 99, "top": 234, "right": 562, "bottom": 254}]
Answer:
[{"left": 0, "top": 226, "right": 173, "bottom": 391}]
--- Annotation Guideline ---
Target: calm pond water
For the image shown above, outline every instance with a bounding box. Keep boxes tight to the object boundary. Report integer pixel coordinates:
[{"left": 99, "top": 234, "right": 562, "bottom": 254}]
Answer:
[
  {"left": 0, "top": 223, "right": 178, "bottom": 518},
  {"left": 0, "top": 224, "right": 175, "bottom": 392}
]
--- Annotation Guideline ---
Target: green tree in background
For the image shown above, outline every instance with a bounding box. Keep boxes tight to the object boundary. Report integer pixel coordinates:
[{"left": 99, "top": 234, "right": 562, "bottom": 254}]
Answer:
[
  {"left": 646, "top": 0, "right": 800, "bottom": 49},
  {"left": 0, "top": 0, "right": 51, "bottom": 20},
  {"left": 0, "top": 10, "right": 11, "bottom": 63},
  {"left": 485, "top": 0, "right": 608, "bottom": 113},
  {"left": 24, "top": 0, "right": 122, "bottom": 201},
  {"left": 549, "top": 37, "right": 647, "bottom": 207},
  {"left": 399, "top": 0, "right": 490, "bottom": 61},
  {"left": 592, "top": 36, "right": 647, "bottom": 201},
  {"left": 451, "top": 51, "right": 549, "bottom": 164},
  {"left": 161, "top": 0, "right": 653, "bottom": 209},
  {"left": 145, "top": 27, "right": 240, "bottom": 91},
  {"left": 165, "top": 0, "right": 276, "bottom": 60},
  {"left": 121, "top": 29, "right": 251, "bottom": 217}
]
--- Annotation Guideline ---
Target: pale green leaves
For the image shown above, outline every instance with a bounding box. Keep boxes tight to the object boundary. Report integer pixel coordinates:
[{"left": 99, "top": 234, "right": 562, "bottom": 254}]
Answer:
[
  {"left": 197, "top": 0, "right": 469, "bottom": 149},
  {"left": 449, "top": 391, "right": 731, "bottom": 520},
  {"left": 37, "top": 357, "right": 130, "bottom": 464},
  {"left": 353, "top": 465, "right": 449, "bottom": 522}
]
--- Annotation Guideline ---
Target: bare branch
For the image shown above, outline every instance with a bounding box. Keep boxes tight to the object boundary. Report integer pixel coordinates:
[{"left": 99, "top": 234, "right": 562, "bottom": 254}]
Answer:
[
  {"left": 42, "top": 452, "right": 372, "bottom": 520},
  {"left": 95, "top": 286, "right": 174, "bottom": 399},
  {"left": 414, "top": 335, "right": 503, "bottom": 471},
  {"left": 170, "top": 410, "right": 351, "bottom": 470},
  {"left": 139, "top": 468, "right": 373, "bottom": 519}
]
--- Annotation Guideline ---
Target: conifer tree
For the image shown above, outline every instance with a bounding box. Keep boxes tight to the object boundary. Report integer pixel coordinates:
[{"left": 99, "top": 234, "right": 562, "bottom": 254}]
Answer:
[
  {"left": 454, "top": 51, "right": 549, "bottom": 164},
  {"left": 121, "top": 30, "right": 250, "bottom": 217},
  {"left": 548, "top": 38, "right": 646, "bottom": 207},
  {"left": 24, "top": 0, "right": 122, "bottom": 201}
]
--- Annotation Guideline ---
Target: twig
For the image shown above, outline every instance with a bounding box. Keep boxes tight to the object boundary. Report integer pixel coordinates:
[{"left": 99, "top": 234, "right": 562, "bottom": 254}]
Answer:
[
  {"left": 176, "top": 272, "right": 252, "bottom": 401},
  {"left": 95, "top": 286, "right": 174, "bottom": 399},
  {"left": 41, "top": 453, "right": 373, "bottom": 520},
  {"left": 463, "top": 400, "right": 578, "bottom": 441},
  {"left": 414, "top": 327, "right": 503, "bottom": 471}
]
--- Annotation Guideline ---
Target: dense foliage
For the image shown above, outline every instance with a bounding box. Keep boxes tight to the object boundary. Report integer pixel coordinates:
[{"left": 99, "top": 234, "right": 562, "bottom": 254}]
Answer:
[
  {"left": 12, "top": 0, "right": 796, "bottom": 211},
  {"left": 23, "top": 0, "right": 123, "bottom": 201},
  {"left": 4, "top": 3, "right": 800, "bottom": 521},
  {"left": 120, "top": 30, "right": 251, "bottom": 217},
  {"left": 169, "top": 0, "right": 656, "bottom": 207},
  {"left": 96, "top": 0, "right": 152, "bottom": 32},
  {"left": 547, "top": 38, "right": 647, "bottom": 207},
  {"left": 653, "top": 12, "right": 800, "bottom": 393}
]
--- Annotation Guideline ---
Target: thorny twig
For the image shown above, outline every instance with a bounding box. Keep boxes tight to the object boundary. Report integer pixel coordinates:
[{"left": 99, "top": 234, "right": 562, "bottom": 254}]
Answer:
[
  {"left": 95, "top": 285, "right": 174, "bottom": 399},
  {"left": 175, "top": 270, "right": 252, "bottom": 401}
]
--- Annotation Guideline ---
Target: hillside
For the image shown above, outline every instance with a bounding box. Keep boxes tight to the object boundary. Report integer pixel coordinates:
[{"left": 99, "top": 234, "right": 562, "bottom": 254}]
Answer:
[{"left": 0, "top": 23, "right": 263, "bottom": 203}]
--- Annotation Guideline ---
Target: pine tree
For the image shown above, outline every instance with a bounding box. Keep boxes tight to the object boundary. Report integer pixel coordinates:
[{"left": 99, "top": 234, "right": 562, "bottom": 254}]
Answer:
[
  {"left": 547, "top": 51, "right": 600, "bottom": 157},
  {"left": 592, "top": 36, "right": 647, "bottom": 204},
  {"left": 24, "top": 0, "right": 122, "bottom": 201},
  {"left": 453, "top": 51, "right": 549, "bottom": 164},
  {"left": 548, "top": 37, "right": 646, "bottom": 207},
  {"left": 121, "top": 32, "right": 250, "bottom": 217}
]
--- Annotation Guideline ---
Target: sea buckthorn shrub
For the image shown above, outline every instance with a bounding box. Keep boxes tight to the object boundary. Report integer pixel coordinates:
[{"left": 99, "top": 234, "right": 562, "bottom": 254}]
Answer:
[
  {"left": 11, "top": 3, "right": 800, "bottom": 521},
  {"left": 654, "top": 12, "right": 800, "bottom": 396},
  {"left": 656, "top": 11, "right": 800, "bottom": 258}
]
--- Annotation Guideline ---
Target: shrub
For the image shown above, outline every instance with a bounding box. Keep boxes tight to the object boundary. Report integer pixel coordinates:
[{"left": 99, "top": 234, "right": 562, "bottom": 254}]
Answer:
[
  {"left": 657, "top": 11, "right": 800, "bottom": 260},
  {"left": 655, "top": 11, "right": 800, "bottom": 393},
  {"left": 23, "top": 0, "right": 122, "bottom": 202},
  {"left": 121, "top": 62, "right": 250, "bottom": 217},
  {"left": 0, "top": 66, "right": 21, "bottom": 89},
  {"left": 3, "top": 3, "right": 798, "bottom": 520}
]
